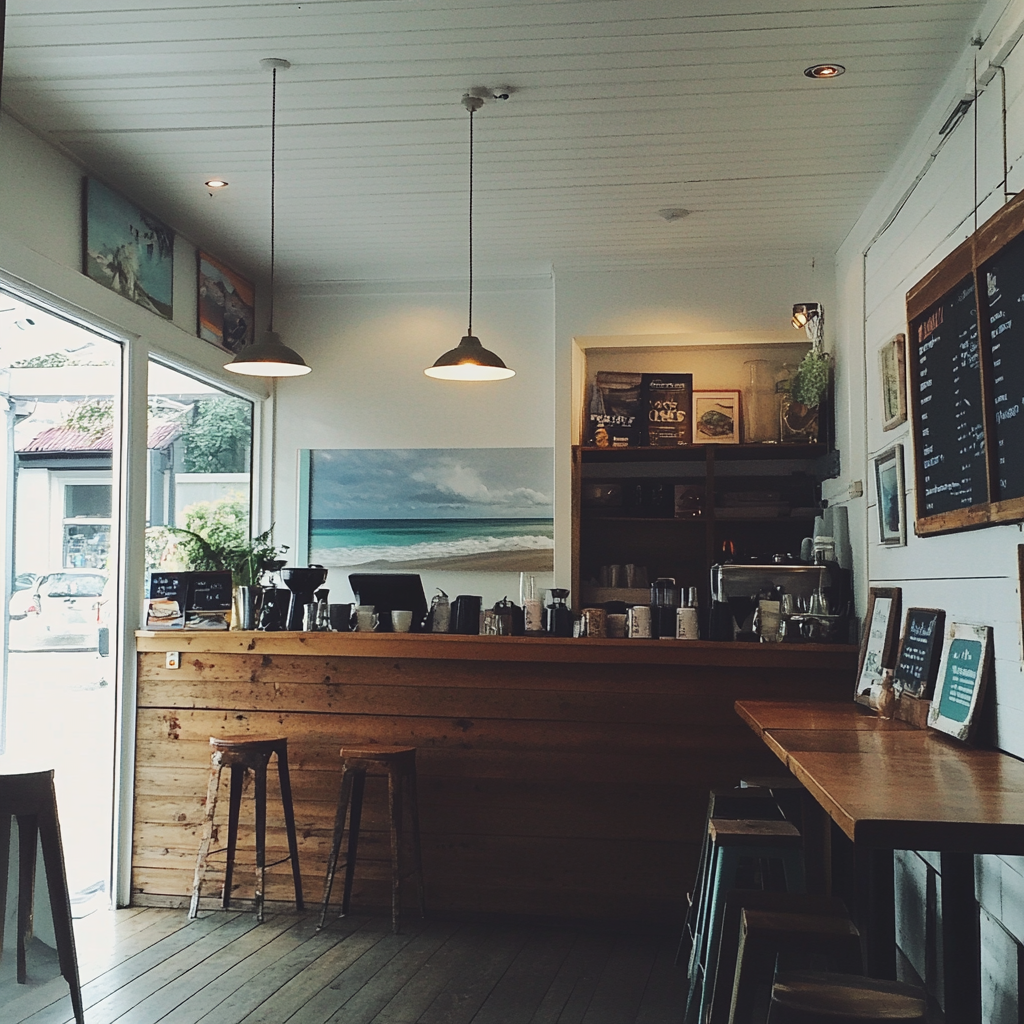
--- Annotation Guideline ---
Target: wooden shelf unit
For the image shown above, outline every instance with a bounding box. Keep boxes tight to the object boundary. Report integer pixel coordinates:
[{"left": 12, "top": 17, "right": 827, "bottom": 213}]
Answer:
[{"left": 572, "top": 443, "right": 828, "bottom": 611}]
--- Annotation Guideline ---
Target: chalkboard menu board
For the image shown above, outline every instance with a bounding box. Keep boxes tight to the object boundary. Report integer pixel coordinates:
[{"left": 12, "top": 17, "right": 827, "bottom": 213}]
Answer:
[
  {"left": 893, "top": 607, "right": 945, "bottom": 699},
  {"left": 979, "top": 233, "right": 1024, "bottom": 501},
  {"left": 910, "top": 274, "right": 988, "bottom": 517}
]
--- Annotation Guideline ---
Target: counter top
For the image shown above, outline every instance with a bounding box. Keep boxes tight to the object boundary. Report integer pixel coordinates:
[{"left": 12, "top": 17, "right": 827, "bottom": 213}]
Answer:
[{"left": 135, "top": 630, "right": 857, "bottom": 667}]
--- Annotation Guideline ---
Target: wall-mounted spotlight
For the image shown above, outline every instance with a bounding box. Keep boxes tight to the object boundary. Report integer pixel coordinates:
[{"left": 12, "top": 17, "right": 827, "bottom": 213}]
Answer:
[{"left": 791, "top": 303, "right": 821, "bottom": 330}]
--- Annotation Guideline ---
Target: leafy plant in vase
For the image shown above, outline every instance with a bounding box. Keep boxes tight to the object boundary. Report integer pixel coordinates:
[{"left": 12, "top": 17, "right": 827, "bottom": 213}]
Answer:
[{"left": 783, "top": 304, "right": 830, "bottom": 442}]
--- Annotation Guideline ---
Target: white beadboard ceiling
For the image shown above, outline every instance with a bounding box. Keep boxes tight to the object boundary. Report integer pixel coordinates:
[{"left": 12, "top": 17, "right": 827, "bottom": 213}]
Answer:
[{"left": 3, "top": 0, "right": 986, "bottom": 284}]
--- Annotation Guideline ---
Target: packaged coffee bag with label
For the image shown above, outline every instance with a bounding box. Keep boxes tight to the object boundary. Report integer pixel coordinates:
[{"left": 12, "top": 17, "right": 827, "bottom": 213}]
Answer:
[
  {"left": 587, "top": 371, "right": 643, "bottom": 447},
  {"left": 642, "top": 373, "right": 693, "bottom": 445}
]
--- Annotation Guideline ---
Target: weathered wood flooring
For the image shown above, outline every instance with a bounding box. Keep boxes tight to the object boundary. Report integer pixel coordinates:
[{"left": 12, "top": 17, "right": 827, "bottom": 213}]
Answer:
[{"left": 1, "top": 908, "right": 685, "bottom": 1024}]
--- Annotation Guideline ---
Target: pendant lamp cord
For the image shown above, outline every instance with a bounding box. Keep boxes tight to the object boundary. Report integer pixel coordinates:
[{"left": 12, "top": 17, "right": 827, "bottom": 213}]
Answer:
[
  {"left": 269, "top": 66, "right": 278, "bottom": 333},
  {"left": 467, "top": 105, "right": 474, "bottom": 337}
]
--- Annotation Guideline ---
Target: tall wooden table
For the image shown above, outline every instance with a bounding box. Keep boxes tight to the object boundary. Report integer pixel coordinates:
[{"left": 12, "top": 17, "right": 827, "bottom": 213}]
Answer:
[{"left": 735, "top": 699, "right": 1024, "bottom": 1024}]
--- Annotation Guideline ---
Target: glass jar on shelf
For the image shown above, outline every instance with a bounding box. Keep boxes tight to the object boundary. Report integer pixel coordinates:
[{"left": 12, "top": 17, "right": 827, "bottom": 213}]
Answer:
[{"left": 742, "top": 358, "right": 776, "bottom": 443}]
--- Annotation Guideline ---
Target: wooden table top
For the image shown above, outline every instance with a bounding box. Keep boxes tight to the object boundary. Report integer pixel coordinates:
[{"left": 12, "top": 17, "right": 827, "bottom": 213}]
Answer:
[{"left": 735, "top": 700, "right": 1024, "bottom": 853}]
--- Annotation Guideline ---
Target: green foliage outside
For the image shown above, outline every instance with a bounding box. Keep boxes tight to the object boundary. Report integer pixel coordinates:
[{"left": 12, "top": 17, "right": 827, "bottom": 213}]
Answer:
[
  {"left": 150, "top": 494, "right": 285, "bottom": 586},
  {"left": 58, "top": 394, "right": 250, "bottom": 472}
]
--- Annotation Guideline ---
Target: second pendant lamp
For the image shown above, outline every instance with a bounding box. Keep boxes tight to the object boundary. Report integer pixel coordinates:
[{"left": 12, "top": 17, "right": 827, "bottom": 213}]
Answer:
[
  {"left": 225, "top": 58, "right": 311, "bottom": 378},
  {"left": 425, "top": 95, "right": 515, "bottom": 381}
]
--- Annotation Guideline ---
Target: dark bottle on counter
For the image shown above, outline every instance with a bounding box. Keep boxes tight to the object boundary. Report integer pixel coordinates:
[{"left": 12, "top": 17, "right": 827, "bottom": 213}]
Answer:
[
  {"left": 545, "top": 589, "right": 574, "bottom": 637},
  {"left": 649, "top": 577, "right": 679, "bottom": 639}
]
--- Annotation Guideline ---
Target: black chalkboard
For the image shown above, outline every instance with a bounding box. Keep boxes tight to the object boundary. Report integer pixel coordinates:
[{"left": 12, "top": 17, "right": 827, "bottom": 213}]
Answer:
[
  {"left": 893, "top": 607, "right": 945, "bottom": 699},
  {"left": 911, "top": 274, "right": 988, "bottom": 517},
  {"left": 187, "top": 571, "right": 233, "bottom": 611},
  {"left": 979, "top": 234, "right": 1024, "bottom": 501}
]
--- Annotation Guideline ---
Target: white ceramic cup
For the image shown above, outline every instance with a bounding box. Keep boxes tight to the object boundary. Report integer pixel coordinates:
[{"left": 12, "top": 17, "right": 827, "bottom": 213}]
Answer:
[
  {"left": 627, "top": 605, "right": 651, "bottom": 638},
  {"left": 675, "top": 606, "right": 700, "bottom": 640},
  {"left": 355, "top": 607, "right": 379, "bottom": 632},
  {"left": 391, "top": 609, "right": 413, "bottom": 632}
]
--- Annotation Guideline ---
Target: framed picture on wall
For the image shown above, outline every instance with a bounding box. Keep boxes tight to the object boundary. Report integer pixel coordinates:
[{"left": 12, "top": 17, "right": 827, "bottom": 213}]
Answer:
[
  {"left": 197, "top": 251, "right": 255, "bottom": 355},
  {"left": 693, "top": 390, "right": 741, "bottom": 444},
  {"left": 929, "top": 621, "right": 992, "bottom": 743},
  {"left": 880, "top": 333, "right": 907, "bottom": 431},
  {"left": 874, "top": 444, "right": 906, "bottom": 546},
  {"left": 854, "top": 586, "right": 902, "bottom": 706},
  {"left": 82, "top": 177, "right": 174, "bottom": 319}
]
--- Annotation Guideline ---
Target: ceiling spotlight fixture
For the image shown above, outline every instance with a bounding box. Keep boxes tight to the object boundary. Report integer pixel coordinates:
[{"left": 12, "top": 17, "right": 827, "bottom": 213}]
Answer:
[
  {"left": 658, "top": 208, "right": 691, "bottom": 222},
  {"left": 804, "top": 63, "right": 845, "bottom": 79},
  {"left": 792, "top": 303, "right": 824, "bottom": 345},
  {"left": 425, "top": 95, "right": 515, "bottom": 382},
  {"left": 226, "top": 58, "right": 311, "bottom": 379},
  {"left": 205, "top": 179, "right": 229, "bottom": 189}
]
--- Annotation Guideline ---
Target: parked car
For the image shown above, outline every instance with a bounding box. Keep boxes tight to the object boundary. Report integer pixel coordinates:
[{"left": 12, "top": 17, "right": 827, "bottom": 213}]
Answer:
[{"left": 8, "top": 570, "right": 108, "bottom": 651}]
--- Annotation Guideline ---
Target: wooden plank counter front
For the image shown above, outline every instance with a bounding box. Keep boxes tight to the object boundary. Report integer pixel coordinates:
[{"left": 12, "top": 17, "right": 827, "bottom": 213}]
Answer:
[{"left": 134, "top": 632, "right": 856, "bottom": 923}]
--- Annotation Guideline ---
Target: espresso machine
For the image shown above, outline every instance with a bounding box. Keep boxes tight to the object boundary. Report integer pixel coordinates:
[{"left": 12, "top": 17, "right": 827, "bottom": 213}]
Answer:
[{"left": 281, "top": 565, "right": 328, "bottom": 631}]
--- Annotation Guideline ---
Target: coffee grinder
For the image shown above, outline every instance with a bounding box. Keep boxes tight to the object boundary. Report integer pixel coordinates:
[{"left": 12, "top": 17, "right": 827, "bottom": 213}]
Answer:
[{"left": 281, "top": 565, "right": 328, "bottom": 631}]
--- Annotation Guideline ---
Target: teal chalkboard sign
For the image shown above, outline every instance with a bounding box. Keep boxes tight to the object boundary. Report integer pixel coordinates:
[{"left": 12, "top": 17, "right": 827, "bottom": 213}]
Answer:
[{"left": 929, "top": 622, "right": 992, "bottom": 743}]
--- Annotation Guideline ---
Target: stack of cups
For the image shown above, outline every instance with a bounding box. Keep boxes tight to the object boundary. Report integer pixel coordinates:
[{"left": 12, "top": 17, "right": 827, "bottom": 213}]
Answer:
[{"left": 675, "top": 587, "right": 700, "bottom": 640}]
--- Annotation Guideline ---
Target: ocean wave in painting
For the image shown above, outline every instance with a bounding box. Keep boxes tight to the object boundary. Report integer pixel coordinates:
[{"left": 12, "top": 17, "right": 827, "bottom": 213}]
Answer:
[{"left": 309, "top": 519, "right": 553, "bottom": 571}]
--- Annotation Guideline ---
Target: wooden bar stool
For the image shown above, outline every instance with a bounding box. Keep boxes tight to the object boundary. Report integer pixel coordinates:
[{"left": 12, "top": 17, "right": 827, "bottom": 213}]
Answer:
[
  {"left": 767, "top": 971, "right": 926, "bottom": 1022},
  {"left": 0, "top": 770, "right": 84, "bottom": 1024},
  {"left": 318, "top": 745, "right": 425, "bottom": 934},
  {"left": 706, "top": 891, "right": 856, "bottom": 1024},
  {"left": 189, "top": 736, "right": 303, "bottom": 923},
  {"left": 677, "top": 786, "right": 786, "bottom": 966},
  {"left": 686, "top": 818, "right": 805, "bottom": 1024},
  {"left": 727, "top": 907, "right": 863, "bottom": 1024}
]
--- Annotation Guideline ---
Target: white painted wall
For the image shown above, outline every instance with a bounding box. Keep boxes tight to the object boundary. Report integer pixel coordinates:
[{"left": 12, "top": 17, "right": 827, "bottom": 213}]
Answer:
[
  {"left": 833, "top": 0, "right": 1024, "bottom": 1009},
  {"left": 271, "top": 278, "right": 556, "bottom": 604}
]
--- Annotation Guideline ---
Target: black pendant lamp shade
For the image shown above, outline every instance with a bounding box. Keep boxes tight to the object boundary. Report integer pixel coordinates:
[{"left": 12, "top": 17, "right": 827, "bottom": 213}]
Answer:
[
  {"left": 226, "top": 58, "right": 311, "bottom": 378},
  {"left": 425, "top": 96, "right": 514, "bottom": 382}
]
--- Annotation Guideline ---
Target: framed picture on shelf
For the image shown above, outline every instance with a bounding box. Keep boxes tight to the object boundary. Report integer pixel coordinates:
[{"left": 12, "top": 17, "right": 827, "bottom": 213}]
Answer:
[
  {"left": 197, "top": 251, "right": 255, "bottom": 355},
  {"left": 874, "top": 444, "right": 906, "bottom": 546},
  {"left": 929, "top": 621, "right": 992, "bottom": 743},
  {"left": 854, "top": 586, "right": 902, "bottom": 706},
  {"left": 693, "top": 390, "right": 741, "bottom": 444},
  {"left": 880, "top": 333, "right": 907, "bottom": 431},
  {"left": 82, "top": 177, "right": 174, "bottom": 319}
]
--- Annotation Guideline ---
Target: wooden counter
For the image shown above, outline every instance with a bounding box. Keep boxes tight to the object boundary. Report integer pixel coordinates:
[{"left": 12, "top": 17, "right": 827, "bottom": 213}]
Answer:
[{"left": 133, "top": 632, "right": 857, "bottom": 923}]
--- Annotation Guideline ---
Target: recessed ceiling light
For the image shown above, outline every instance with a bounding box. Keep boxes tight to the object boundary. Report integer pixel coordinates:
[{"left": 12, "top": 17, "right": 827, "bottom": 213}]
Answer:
[
  {"left": 658, "top": 208, "right": 691, "bottom": 221},
  {"left": 804, "top": 64, "right": 845, "bottom": 79},
  {"left": 205, "top": 179, "right": 229, "bottom": 189}
]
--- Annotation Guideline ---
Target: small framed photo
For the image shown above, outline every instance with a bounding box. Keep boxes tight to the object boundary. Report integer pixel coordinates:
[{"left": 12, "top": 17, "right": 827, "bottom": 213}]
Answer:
[
  {"left": 198, "top": 251, "right": 256, "bottom": 355},
  {"left": 880, "top": 333, "right": 907, "bottom": 431},
  {"left": 929, "top": 621, "right": 992, "bottom": 743},
  {"left": 693, "top": 390, "right": 741, "bottom": 444},
  {"left": 874, "top": 444, "right": 906, "bottom": 546},
  {"left": 854, "top": 586, "right": 902, "bottom": 706},
  {"left": 83, "top": 177, "right": 174, "bottom": 319}
]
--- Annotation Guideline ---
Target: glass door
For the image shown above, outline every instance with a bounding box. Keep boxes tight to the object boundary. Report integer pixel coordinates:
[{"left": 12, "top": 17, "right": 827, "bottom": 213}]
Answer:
[{"left": 0, "top": 289, "right": 124, "bottom": 915}]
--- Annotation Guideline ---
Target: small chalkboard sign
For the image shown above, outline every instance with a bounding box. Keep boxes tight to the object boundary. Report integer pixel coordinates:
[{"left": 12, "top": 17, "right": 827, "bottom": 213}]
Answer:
[
  {"left": 928, "top": 621, "right": 992, "bottom": 744},
  {"left": 185, "top": 571, "right": 233, "bottom": 630},
  {"left": 144, "top": 571, "right": 189, "bottom": 630},
  {"left": 893, "top": 607, "right": 945, "bottom": 699}
]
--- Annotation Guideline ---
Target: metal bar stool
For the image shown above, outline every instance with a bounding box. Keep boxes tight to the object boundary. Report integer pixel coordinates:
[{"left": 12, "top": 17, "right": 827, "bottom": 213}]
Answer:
[
  {"left": 318, "top": 745, "right": 425, "bottom": 934},
  {"left": 189, "top": 736, "right": 304, "bottom": 923},
  {"left": 0, "top": 770, "right": 84, "bottom": 1024}
]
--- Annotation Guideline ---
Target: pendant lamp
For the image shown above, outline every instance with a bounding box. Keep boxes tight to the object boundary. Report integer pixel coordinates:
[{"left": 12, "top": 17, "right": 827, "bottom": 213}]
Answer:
[
  {"left": 226, "top": 58, "right": 311, "bottom": 378},
  {"left": 425, "top": 96, "right": 515, "bottom": 381}
]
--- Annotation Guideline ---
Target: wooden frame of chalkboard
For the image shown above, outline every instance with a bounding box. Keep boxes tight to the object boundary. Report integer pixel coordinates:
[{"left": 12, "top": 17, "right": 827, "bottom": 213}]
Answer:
[
  {"left": 906, "top": 190, "right": 1024, "bottom": 535},
  {"left": 928, "top": 621, "right": 992, "bottom": 744},
  {"left": 893, "top": 607, "right": 945, "bottom": 699}
]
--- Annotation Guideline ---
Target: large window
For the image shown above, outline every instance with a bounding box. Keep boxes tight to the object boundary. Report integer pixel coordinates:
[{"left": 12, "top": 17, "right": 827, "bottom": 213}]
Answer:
[{"left": 146, "top": 362, "right": 254, "bottom": 570}]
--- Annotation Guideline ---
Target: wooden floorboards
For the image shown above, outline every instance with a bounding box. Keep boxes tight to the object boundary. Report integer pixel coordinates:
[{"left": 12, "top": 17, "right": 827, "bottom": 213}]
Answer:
[{"left": 0, "top": 908, "right": 685, "bottom": 1024}]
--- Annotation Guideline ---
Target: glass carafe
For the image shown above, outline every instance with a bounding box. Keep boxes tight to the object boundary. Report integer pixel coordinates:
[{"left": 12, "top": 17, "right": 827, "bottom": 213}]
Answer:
[{"left": 742, "top": 358, "right": 776, "bottom": 443}]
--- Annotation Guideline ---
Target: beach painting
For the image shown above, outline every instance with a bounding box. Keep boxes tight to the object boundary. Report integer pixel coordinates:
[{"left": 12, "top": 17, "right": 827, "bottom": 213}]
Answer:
[
  {"left": 83, "top": 178, "right": 174, "bottom": 319},
  {"left": 308, "top": 448, "right": 554, "bottom": 573}
]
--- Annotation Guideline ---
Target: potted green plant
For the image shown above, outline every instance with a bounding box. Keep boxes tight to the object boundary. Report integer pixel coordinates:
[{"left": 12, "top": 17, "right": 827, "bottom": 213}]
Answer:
[{"left": 782, "top": 323, "right": 830, "bottom": 443}]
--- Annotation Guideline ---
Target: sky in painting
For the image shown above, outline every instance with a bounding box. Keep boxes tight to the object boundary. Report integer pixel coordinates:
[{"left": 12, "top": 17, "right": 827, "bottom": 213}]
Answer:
[{"left": 310, "top": 448, "right": 554, "bottom": 520}]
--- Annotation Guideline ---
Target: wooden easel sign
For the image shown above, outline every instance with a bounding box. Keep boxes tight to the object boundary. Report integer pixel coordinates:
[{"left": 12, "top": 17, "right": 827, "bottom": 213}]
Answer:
[
  {"left": 893, "top": 608, "right": 946, "bottom": 699},
  {"left": 928, "top": 622, "right": 992, "bottom": 743}
]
